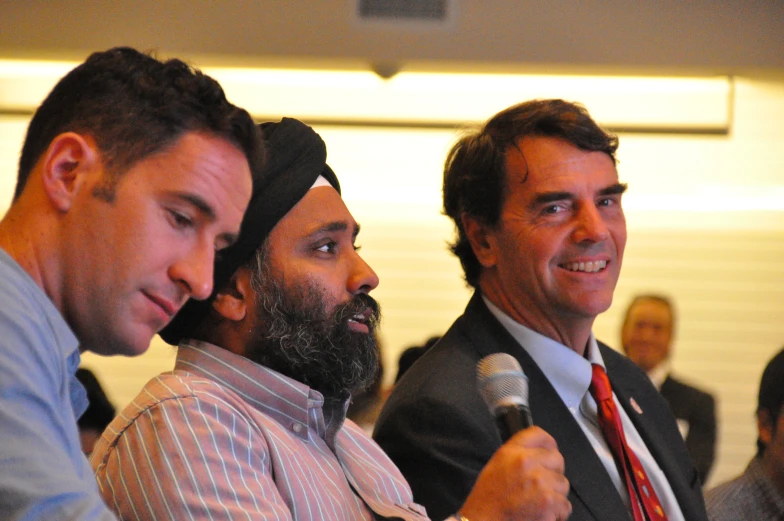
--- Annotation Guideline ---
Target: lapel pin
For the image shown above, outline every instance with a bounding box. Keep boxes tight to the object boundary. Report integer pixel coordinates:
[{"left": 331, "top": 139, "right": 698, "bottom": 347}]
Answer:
[{"left": 630, "top": 397, "right": 643, "bottom": 415}]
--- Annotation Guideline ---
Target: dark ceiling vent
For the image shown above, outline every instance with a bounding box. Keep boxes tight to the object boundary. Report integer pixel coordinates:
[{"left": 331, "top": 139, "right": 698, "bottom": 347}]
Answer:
[{"left": 357, "top": 0, "right": 450, "bottom": 22}]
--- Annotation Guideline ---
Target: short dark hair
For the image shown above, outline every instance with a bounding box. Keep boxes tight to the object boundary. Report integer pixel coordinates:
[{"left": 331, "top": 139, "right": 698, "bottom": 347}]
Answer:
[
  {"left": 442, "top": 99, "right": 619, "bottom": 288},
  {"left": 621, "top": 294, "right": 676, "bottom": 332},
  {"left": 15, "top": 47, "right": 263, "bottom": 200},
  {"left": 757, "top": 348, "right": 784, "bottom": 456}
]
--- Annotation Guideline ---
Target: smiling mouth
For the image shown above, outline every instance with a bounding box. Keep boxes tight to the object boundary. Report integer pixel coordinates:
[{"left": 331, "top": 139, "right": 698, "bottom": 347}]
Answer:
[{"left": 561, "top": 260, "right": 608, "bottom": 273}]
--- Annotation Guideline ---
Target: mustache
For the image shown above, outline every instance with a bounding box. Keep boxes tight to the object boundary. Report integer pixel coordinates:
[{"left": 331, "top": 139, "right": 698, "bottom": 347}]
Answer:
[{"left": 332, "top": 293, "right": 381, "bottom": 331}]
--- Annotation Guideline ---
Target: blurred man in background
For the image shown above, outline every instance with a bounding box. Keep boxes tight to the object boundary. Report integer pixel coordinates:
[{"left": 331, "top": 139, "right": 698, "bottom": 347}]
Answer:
[
  {"left": 705, "top": 348, "right": 784, "bottom": 521},
  {"left": 621, "top": 294, "right": 717, "bottom": 483}
]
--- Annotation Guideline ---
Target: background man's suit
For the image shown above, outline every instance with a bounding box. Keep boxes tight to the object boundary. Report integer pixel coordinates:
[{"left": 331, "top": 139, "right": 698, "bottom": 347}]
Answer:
[
  {"left": 660, "top": 375, "right": 717, "bottom": 484},
  {"left": 374, "top": 293, "right": 708, "bottom": 521}
]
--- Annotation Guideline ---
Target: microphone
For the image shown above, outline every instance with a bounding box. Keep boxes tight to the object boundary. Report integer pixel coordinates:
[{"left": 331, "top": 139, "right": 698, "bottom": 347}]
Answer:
[{"left": 476, "top": 353, "right": 533, "bottom": 442}]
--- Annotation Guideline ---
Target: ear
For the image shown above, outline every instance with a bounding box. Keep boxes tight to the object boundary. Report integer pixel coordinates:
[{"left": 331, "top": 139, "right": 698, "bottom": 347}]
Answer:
[
  {"left": 211, "top": 268, "right": 251, "bottom": 322},
  {"left": 461, "top": 213, "right": 498, "bottom": 269},
  {"left": 40, "top": 132, "right": 100, "bottom": 212},
  {"left": 758, "top": 409, "right": 774, "bottom": 447}
]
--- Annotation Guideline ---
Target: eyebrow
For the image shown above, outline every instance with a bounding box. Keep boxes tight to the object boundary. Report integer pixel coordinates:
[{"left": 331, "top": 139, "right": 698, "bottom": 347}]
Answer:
[
  {"left": 175, "top": 192, "right": 239, "bottom": 248},
  {"left": 600, "top": 183, "right": 629, "bottom": 196},
  {"left": 306, "top": 220, "right": 361, "bottom": 240},
  {"left": 531, "top": 182, "right": 628, "bottom": 206}
]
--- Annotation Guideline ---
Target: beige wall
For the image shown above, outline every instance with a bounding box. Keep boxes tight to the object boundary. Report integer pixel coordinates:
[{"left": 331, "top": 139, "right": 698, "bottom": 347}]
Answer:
[{"left": 2, "top": 75, "right": 783, "bottom": 491}]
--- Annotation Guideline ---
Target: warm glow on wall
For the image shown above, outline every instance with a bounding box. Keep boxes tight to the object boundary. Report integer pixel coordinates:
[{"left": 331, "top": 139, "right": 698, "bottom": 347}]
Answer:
[{"left": 0, "top": 59, "right": 732, "bottom": 132}]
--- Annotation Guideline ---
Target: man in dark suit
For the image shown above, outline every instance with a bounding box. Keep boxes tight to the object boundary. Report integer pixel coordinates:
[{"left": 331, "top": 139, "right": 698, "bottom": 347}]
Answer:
[
  {"left": 374, "top": 99, "right": 709, "bottom": 521},
  {"left": 621, "top": 294, "right": 718, "bottom": 484}
]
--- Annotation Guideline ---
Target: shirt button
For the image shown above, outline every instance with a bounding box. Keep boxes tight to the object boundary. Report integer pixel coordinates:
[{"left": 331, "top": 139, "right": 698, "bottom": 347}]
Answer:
[{"left": 292, "top": 423, "right": 304, "bottom": 434}]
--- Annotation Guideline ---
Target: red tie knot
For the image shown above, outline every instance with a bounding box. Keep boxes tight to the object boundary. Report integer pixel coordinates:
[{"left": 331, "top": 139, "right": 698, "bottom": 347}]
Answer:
[{"left": 590, "top": 364, "right": 613, "bottom": 402}]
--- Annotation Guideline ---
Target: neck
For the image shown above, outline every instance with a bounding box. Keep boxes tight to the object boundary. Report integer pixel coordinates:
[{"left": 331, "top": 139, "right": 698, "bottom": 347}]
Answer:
[
  {"left": 479, "top": 280, "right": 595, "bottom": 356},
  {"left": 0, "top": 202, "right": 61, "bottom": 309}
]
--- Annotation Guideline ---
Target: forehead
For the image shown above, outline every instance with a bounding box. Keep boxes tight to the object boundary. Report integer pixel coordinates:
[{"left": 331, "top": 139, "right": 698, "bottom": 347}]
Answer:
[
  {"left": 503, "top": 135, "right": 618, "bottom": 192},
  {"left": 269, "top": 186, "right": 355, "bottom": 242},
  {"left": 139, "top": 132, "right": 253, "bottom": 207},
  {"left": 629, "top": 299, "right": 672, "bottom": 323}
]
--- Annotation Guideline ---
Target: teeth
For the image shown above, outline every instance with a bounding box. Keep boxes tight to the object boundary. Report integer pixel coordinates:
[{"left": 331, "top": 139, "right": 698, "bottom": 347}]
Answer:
[{"left": 565, "top": 260, "right": 607, "bottom": 273}]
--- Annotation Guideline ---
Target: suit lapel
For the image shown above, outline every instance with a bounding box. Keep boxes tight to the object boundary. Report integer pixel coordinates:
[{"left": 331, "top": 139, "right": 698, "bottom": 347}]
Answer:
[{"left": 462, "top": 297, "right": 631, "bottom": 521}]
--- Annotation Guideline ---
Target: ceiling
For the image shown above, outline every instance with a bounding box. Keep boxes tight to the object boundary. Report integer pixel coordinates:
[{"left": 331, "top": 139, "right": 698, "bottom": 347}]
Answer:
[{"left": 2, "top": 0, "right": 783, "bottom": 75}]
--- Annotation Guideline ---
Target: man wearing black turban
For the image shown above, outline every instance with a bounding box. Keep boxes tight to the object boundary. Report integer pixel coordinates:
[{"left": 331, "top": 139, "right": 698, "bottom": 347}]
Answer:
[{"left": 90, "top": 118, "right": 568, "bottom": 521}]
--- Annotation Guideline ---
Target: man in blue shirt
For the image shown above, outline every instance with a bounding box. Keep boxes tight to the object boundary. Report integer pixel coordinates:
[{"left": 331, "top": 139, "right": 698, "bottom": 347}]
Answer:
[{"left": 0, "top": 47, "right": 263, "bottom": 520}]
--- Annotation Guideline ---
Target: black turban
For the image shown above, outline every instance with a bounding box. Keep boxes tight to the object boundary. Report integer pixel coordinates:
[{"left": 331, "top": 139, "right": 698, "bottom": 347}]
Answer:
[{"left": 160, "top": 118, "right": 340, "bottom": 345}]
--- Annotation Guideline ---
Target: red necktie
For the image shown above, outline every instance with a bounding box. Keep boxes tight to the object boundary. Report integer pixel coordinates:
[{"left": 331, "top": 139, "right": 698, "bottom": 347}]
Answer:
[{"left": 589, "top": 364, "right": 668, "bottom": 521}]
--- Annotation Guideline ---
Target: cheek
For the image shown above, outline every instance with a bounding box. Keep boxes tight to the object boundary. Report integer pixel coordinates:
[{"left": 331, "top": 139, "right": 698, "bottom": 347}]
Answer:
[
  {"left": 299, "top": 270, "right": 343, "bottom": 304},
  {"left": 611, "top": 222, "right": 628, "bottom": 253}
]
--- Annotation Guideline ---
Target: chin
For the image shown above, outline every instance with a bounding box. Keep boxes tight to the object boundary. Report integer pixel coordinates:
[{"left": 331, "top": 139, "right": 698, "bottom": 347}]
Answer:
[
  {"left": 585, "top": 293, "right": 614, "bottom": 314},
  {"left": 109, "top": 328, "right": 156, "bottom": 357}
]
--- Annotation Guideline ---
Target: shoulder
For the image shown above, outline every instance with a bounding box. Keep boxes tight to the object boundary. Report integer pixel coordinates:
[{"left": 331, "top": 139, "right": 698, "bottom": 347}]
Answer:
[
  {"left": 380, "top": 321, "right": 483, "bottom": 424},
  {"left": 374, "top": 307, "right": 500, "bottom": 453},
  {"left": 705, "top": 472, "right": 755, "bottom": 520},
  {"left": 0, "top": 256, "right": 75, "bottom": 401},
  {"left": 93, "top": 372, "right": 263, "bottom": 463},
  {"left": 662, "top": 375, "right": 715, "bottom": 404},
  {"left": 388, "top": 295, "right": 500, "bottom": 402},
  {"left": 0, "top": 252, "right": 57, "bottom": 326}
]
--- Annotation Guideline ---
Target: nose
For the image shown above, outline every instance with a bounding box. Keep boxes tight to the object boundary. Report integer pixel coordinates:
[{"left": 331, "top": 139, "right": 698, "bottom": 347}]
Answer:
[
  {"left": 638, "top": 325, "right": 657, "bottom": 342},
  {"left": 573, "top": 203, "right": 610, "bottom": 244},
  {"left": 169, "top": 240, "right": 214, "bottom": 301},
  {"left": 348, "top": 250, "right": 380, "bottom": 295}
]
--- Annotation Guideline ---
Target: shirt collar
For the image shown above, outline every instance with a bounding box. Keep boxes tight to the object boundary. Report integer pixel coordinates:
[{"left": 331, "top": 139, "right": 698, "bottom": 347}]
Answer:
[
  {"left": 647, "top": 360, "right": 671, "bottom": 390},
  {"left": 0, "top": 249, "right": 85, "bottom": 415},
  {"left": 176, "top": 340, "right": 349, "bottom": 444},
  {"left": 0, "top": 248, "right": 80, "bottom": 358},
  {"left": 483, "top": 296, "right": 606, "bottom": 410}
]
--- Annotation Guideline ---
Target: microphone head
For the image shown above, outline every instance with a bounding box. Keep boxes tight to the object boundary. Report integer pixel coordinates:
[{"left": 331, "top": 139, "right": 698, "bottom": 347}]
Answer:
[{"left": 476, "top": 353, "right": 530, "bottom": 416}]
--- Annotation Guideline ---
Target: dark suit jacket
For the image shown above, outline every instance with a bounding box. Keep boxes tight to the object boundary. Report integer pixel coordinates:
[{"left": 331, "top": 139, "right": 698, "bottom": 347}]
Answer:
[
  {"left": 659, "top": 374, "right": 717, "bottom": 484},
  {"left": 374, "top": 293, "right": 708, "bottom": 521}
]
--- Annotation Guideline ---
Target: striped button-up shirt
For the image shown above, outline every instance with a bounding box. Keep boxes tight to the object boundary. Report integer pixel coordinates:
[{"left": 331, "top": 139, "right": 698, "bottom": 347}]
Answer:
[
  {"left": 91, "top": 341, "right": 428, "bottom": 521},
  {"left": 705, "top": 456, "right": 784, "bottom": 521}
]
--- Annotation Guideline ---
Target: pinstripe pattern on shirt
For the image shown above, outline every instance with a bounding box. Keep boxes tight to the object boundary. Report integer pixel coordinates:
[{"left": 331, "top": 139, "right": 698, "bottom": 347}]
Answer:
[
  {"left": 90, "top": 341, "right": 428, "bottom": 521},
  {"left": 705, "top": 457, "right": 784, "bottom": 521}
]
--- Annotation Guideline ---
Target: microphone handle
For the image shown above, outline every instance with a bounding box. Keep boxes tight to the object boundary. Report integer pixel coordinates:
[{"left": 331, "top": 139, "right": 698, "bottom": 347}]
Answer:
[{"left": 495, "top": 404, "right": 533, "bottom": 442}]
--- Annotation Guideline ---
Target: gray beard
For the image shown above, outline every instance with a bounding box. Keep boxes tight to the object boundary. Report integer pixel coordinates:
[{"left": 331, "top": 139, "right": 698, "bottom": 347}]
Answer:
[{"left": 246, "top": 271, "right": 380, "bottom": 401}]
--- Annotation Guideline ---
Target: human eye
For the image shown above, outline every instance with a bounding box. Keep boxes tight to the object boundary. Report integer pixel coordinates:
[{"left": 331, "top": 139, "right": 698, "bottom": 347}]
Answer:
[
  {"left": 315, "top": 240, "right": 337, "bottom": 254},
  {"left": 597, "top": 194, "right": 623, "bottom": 209},
  {"left": 540, "top": 202, "right": 568, "bottom": 216},
  {"left": 167, "top": 209, "right": 194, "bottom": 230}
]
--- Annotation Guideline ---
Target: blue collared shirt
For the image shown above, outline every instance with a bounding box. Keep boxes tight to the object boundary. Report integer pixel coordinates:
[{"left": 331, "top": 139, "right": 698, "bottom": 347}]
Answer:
[{"left": 0, "top": 248, "right": 116, "bottom": 520}]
